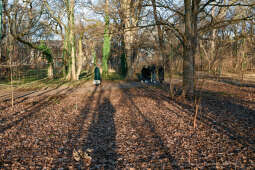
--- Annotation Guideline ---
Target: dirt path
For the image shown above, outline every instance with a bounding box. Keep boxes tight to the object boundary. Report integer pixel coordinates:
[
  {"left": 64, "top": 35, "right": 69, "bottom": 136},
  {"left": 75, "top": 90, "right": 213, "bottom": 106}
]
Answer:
[{"left": 0, "top": 81, "right": 254, "bottom": 169}]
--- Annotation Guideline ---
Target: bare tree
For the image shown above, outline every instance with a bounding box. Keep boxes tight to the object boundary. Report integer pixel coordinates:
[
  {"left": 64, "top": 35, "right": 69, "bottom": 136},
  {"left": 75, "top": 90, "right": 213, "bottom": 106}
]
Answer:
[
  {"left": 5, "top": 0, "right": 55, "bottom": 79},
  {"left": 150, "top": 0, "right": 254, "bottom": 96},
  {"left": 119, "top": 0, "right": 144, "bottom": 79}
]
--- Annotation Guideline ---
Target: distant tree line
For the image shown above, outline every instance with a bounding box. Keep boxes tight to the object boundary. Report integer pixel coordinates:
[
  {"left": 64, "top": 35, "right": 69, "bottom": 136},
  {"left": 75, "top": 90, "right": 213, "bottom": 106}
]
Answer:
[{"left": 0, "top": 0, "right": 254, "bottom": 96}]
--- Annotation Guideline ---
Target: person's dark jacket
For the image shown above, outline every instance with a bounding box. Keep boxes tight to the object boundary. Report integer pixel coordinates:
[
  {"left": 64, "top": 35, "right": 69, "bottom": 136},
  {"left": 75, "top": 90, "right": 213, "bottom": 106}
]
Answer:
[
  {"left": 158, "top": 67, "right": 164, "bottom": 82},
  {"left": 141, "top": 67, "right": 146, "bottom": 81},
  {"left": 94, "top": 67, "right": 101, "bottom": 80}
]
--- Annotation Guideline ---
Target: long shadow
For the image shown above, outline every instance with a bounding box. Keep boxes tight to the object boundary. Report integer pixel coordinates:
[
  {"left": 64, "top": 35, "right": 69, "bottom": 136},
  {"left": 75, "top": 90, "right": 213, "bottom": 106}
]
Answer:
[
  {"left": 143, "top": 86, "right": 255, "bottom": 150},
  {"left": 52, "top": 86, "right": 100, "bottom": 168},
  {"left": 0, "top": 80, "right": 67, "bottom": 103},
  {"left": 82, "top": 95, "right": 117, "bottom": 169},
  {"left": 120, "top": 87, "right": 183, "bottom": 169},
  {"left": 0, "top": 88, "right": 69, "bottom": 134},
  {"left": 3, "top": 91, "right": 39, "bottom": 102},
  {"left": 0, "top": 91, "right": 38, "bottom": 109},
  {"left": 0, "top": 91, "right": 19, "bottom": 99},
  {"left": 0, "top": 86, "right": 75, "bottom": 125},
  {"left": 206, "top": 76, "right": 255, "bottom": 88},
  {"left": 190, "top": 90, "right": 254, "bottom": 148},
  {"left": 0, "top": 85, "right": 69, "bottom": 111}
]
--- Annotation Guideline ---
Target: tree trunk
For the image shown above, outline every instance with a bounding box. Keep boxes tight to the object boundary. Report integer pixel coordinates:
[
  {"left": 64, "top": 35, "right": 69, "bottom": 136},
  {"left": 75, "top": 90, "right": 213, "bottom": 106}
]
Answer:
[
  {"left": 0, "top": 0, "right": 2, "bottom": 39},
  {"left": 76, "top": 36, "right": 83, "bottom": 80},
  {"left": 123, "top": 0, "right": 133, "bottom": 79},
  {"left": 121, "top": 0, "right": 141, "bottom": 79},
  {"left": 62, "top": 31, "right": 68, "bottom": 78},
  {"left": 183, "top": 0, "right": 199, "bottom": 96},
  {"left": 152, "top": 0, "right": 164, "bottom": 65},
  {"left": 48, "top": 63, "right": 54, "bottom": 79},
  {"left": 9, "top": 36, "right": 14, "bottom": 108},
  {"left": 102, "top": 0, "right": 111, "bottom": 76},
  {"left": 64, "top": 29, "right": 72, "bottom": 81},
  {"left": 240, "top": 21, "right": 247, "bottom": 80},
  {"left": 209, "top": 28, "right": 216, "bottom": 73},
  {"left": 209, "top": 7, "right": 216, "bottom": 73},
  {"left": 71, "top": 42, "right": 76, "bottom": 80},
  {"left": 0, "top": 0, "right": 2, "bottom": 60},
  {"left": 63, "top": 0, "right": 76, "bottom": 81},
  {"left": 70, "top": 0, "right": 76, "bottom": 80}
]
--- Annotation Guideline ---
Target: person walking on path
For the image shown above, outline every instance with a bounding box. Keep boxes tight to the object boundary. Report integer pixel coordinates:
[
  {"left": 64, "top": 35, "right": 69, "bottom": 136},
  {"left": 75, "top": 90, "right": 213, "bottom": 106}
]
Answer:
[
  {"left": 93, "top": 65, "right": 101, "bottom": 86},
  {"left": 158, "top": 66, "right": 164, "bottom": 83}
]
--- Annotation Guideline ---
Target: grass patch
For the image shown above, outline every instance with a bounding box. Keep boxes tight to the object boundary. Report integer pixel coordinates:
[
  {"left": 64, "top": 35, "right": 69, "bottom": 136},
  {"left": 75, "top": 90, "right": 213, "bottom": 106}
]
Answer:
[
  {"left": 102, "top": 72, "right": 125, "bottom": 81},
  {"left": 0, "top": 69, "right": 48, "bottom": 86}
]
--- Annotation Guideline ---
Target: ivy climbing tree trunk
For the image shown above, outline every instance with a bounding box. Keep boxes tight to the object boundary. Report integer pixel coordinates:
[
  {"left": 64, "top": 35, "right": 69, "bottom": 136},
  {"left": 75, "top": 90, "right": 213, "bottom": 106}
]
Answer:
[
  {"left": 102, "top": 0, "right": 111, "bottom": 76},
  {"left": 38, "top": 42, "right": 54, "bottom": 79}
]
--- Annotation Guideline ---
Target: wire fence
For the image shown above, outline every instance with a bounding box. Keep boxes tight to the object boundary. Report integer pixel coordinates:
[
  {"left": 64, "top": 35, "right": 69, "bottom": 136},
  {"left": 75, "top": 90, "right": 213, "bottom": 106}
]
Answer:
[{"left": 0, "top": 64, "right": 49, "bottom": 86}]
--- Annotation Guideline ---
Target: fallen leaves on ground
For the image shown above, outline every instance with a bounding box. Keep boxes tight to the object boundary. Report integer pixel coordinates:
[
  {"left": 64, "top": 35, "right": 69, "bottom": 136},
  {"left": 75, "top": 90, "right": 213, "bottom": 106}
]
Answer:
[{"left": 0, "top": 81, "right": 254, "bottom": 169}]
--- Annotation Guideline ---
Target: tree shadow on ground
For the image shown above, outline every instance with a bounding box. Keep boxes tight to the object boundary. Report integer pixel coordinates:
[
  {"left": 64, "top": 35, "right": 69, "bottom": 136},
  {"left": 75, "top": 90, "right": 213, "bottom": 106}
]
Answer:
[
  {"left": 0, "top": 84, "right": 77, "bottom": 130},
  {"left": 203, "top": 75, "right": 255, "bottom": 88},
  {"left": 119, "top": 87, "right": 183, "bottom": 169},
  {"left": 0, "top": 81, "right": 70, "bottom": 111},
  {"left": 0, "top": 87, "right": 75, "bottom": 168},
  {"left": 142, "top": 86, "right": 255, "bottom": 150},
  {"left": 0, "top": 87, "right": 70, "bottom": 134},
  {"left": 195, "top": 90, "right": 255, "bottom": 147}
]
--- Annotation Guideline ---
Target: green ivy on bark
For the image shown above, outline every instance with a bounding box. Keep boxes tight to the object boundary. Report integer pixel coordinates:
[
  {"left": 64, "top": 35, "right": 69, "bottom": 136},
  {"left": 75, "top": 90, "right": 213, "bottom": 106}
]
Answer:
[{"left": 102, "top": 14, "right": 111, "bottom": 76}]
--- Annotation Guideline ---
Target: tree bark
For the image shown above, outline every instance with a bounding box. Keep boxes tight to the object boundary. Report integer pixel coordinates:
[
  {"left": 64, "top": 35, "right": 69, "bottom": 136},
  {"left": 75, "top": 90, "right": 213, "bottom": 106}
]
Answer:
[
  {"left": 76, "top": 36, "right": 83, "bottom": 80},
  {"left": 183, "top": 0, "right": 199, "bottom": 96},
  {"left": 102, "top": 0, "right": 111, "bottom": 76},
  {"left": 121, "top": 0, "right": 142, "bottom": 79},
  {"left": 122, "top": 0, "right": 133, "bottom": 79},
  {"left": 0, "top": 0, "right": 2, "bottom": 60},
  {"left": 152, "top": 0, "right": 165, "bottom": 66},
  {"left": 48, "top": 63, "right": 54, "bottom": 79},
  {"left": 70, "top": 0, "right": 77, "bottom": 80}
]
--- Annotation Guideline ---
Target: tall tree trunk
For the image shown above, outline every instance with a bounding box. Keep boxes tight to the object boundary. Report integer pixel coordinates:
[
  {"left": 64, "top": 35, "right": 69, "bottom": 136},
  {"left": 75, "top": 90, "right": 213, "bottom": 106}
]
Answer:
[
  {"left": 240, "top": 21, "right": 247, "bottom": 80},
  {"left": 65, "top": 29, "right": 72, "bottom": 80},
  {"left": 70, "top": 0, "right": 76, "bottom": 80},
  {"left": 152, "top": 0, "right": 174, "bottom": 96},
  {"left": 122, "top": 0, "right": 133, "bottom": 79},
  {"left": 209, "top": 28, "right": 216, "bottom": 73},
  {"left": 152, "top": 0, "right": 164, "bottom": 65},
  {"left": 209, "top": 6, "right": 217, "bottom": 73},
  {"left": 120, "top": 33, "right": 127, "bottom": 76},
  {"left": 48, "top": 63, "right": 54, "bottom": 79},
  {"left": 62, "top": 30, "right": 69, "bottom": 78},
  {"left": 9, "top": 35, "right": 14, "bottom": 108},
  {"left": 183, "top": 0, "right": 199, "bottom": 96},
  {"left": 64, "top": 0, "right": 76, "bottom": 81},
  {"left": 102, "top": 0, "right": 111, "bottom": 76},
  {"left": 121, "top": 0, "right": 142, "bottom": 79},
  {"left": 76, "top": 36, "right": 83, "bottom": 80},
  {"left": 0, "top": 0, "right": 2, "bottom": 60}
]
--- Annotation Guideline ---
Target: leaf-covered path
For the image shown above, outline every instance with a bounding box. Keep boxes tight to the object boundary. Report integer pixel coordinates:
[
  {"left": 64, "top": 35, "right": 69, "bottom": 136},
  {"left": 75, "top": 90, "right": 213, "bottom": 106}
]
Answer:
[{"left": 0, "top": 81, "right": 254, "bottom": 169}]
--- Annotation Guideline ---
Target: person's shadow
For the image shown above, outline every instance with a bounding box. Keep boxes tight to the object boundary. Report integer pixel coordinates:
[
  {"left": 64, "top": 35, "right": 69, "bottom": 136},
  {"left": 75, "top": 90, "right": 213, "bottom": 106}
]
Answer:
[{"left": 83, "top": 97, "right": 117, "bottom": 169}]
